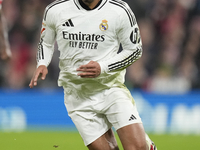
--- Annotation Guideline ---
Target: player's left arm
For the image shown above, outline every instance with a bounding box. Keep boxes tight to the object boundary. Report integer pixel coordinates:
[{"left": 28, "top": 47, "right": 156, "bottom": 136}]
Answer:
[
  {"left": 99, "top": 4, "right": 142, "bottom": 74},
  {"left": 77, "top": 3, "right": 142, "bottom": 78}
]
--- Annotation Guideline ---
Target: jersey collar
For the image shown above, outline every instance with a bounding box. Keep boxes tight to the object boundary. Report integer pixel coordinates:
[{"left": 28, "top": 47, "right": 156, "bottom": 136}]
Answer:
[
  {"left": 79, "top": 0, "right": 102, "bottom": 10},
  {"left": 74, "top": 0, "right": 107, "bottom": 11}
]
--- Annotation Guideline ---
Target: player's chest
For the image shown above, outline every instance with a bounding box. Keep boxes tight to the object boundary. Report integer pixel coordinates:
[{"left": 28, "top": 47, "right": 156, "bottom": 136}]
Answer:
[{"left": 55, "top": 10, "right": 118, "bottom": 37}]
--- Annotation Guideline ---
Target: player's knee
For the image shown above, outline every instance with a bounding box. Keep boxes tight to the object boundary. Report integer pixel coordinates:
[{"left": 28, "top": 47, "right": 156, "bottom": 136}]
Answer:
[
  {"left": 87, "top": 139, "right": 119, "bottom": 150},
  {"left": 105, "top": 139, "right": 119, "bottom": 150},
  {"left": 134, "top": 140, "right": 147, "bottom": 150},
  {"left": 111, "top": 142, "right": 119, "bottom": 150}
]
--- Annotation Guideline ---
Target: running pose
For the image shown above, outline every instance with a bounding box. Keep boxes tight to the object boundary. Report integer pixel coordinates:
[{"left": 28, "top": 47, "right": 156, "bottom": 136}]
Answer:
[{"left": 30, "top": 0, "right": 157, "bottom": 150}]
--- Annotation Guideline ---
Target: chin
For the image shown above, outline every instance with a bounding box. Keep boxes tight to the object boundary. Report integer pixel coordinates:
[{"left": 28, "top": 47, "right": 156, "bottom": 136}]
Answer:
[{"left": 82, "top": 0, "right": 94, "bottom": 4}]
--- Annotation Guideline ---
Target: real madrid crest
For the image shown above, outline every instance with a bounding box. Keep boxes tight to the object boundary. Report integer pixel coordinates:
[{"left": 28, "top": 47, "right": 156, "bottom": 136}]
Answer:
[{"left": 99, "top": 20, "right": 108, "bottom": 31}]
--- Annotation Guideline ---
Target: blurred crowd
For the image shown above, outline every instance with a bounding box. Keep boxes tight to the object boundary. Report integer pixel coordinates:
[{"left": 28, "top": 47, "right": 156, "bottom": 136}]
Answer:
[{"left": 0, "top": 0, "right": 200, "bottom": 94}]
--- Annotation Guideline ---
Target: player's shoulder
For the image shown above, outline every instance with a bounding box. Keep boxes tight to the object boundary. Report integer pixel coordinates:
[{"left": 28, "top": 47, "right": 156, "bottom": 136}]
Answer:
[
  {"left": 46, "top": 0, "right": 72, "bottom": 9},
  {"left": 107, "top": 0, "right": 131, "bottom": 14},
  {"left": 108, "top": 0, "right": 131, "bottom": 11},
  {"left": 44, "top": 0, "right": 72, "bottom": 21}
]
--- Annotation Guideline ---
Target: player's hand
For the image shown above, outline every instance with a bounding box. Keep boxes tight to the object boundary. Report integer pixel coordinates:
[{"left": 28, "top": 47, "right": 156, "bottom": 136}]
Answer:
[
  {"left": 29, "top": 65, "right": 48, "bottom": 88},
  {"left": 77, "top": 61, "right": 101, "bottom": 78}
]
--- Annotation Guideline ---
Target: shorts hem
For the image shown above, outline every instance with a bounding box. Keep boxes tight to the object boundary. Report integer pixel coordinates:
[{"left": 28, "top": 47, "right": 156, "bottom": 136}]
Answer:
[
  {"left": 84, "top": 126, "right": 112, "bottom": 146},
  {"left": 115, "top": 121, "right": 143, "bottom": 131}
]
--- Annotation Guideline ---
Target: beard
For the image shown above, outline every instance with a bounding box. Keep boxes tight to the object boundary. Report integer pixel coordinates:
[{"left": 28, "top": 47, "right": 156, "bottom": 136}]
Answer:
[{"left": 81, "top": 0, "right": 95, "bottom": 4}]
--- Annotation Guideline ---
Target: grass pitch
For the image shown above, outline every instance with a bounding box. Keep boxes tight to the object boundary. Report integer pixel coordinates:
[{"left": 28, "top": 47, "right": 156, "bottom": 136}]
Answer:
[{"left": 0, "top": 131, "right": 200, "bottom": 150}]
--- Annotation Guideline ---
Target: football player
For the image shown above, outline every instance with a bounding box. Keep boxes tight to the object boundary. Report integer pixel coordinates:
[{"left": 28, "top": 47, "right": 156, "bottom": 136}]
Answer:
[{"left": 30, "top": 0, "right": 157, "bottom": 150}]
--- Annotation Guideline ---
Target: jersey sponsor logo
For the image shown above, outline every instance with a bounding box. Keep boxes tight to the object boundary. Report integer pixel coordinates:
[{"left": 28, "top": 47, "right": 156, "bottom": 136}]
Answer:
[
  {"left": 99, "top": 20, "right": 108, "bottom": 31},
  {"left": 69, "top": 41, "right": 98, "bottom": 50},
  {"left": 41, "top": 28, "right": 46, "bottom": 34},
  {"left": 62, "top": 19, "right": 74, "bottom": 27},
  {"left": 129, "top": 114, "right": 137, "bottom": 121},
  {"left": 62, "top": 31, "right": 105, "bottom": 50},
  {"left": 63, "top": 31, "right": 105, "bottom": 42},
  {"left": 130, "top": 28, "right": 141, "bottom": 44}
]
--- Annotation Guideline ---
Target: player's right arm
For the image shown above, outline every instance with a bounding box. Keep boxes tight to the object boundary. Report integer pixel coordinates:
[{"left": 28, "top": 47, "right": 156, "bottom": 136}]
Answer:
[
  {"left": 29, "top": 65, "right": 48, "bottom": 88},
  {"left": 29, "top": 6, "right": 56, "bottom": 88}
]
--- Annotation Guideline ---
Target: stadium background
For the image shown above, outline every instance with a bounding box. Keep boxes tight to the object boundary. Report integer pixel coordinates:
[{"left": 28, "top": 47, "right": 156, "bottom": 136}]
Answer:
[{"left": 0, "top": 0, "right": 200, "bottom": 149}]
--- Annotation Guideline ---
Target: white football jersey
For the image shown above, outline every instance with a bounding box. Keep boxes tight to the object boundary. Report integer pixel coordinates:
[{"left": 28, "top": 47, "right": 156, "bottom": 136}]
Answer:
[{"left": 37, "top": 0, "right": 142, "bottom": 94}]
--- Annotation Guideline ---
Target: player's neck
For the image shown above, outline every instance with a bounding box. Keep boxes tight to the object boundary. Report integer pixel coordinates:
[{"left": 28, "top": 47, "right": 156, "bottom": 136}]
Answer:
[{"left": 80, "top": 0, "right": 101, "bottom": 9}]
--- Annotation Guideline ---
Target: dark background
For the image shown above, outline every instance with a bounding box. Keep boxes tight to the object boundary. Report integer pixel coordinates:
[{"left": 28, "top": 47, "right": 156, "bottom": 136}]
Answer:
[{"left": 0, "top": 0, "right": 200, "bottom": 94}]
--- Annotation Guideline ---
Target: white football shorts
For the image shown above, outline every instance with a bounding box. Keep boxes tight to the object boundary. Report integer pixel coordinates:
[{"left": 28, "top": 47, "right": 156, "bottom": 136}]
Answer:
[{"left": 64, "top": 86, "right": 142, "bottom": 146}]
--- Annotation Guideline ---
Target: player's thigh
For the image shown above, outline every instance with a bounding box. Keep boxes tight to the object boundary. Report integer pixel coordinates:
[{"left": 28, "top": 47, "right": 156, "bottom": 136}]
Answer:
[
  {"left": 87, "top": 128, "right": 119, "bottom": 150},
  {"left": 68, "top": 110, "right": 112, "bottom": 146},
  {"left": 117, "top": 123, "right": 147, "bottom": 150},
  {"left": 105, "top": 97, "right": 142, "bottom": 131},
  {"left": 103, "top": 88, "right": 146, "bottom": 150}
]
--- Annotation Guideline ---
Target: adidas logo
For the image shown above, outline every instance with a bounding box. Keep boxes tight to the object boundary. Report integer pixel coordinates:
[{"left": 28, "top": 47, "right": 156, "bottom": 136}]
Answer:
[
  {"left": 129, "top": 114, "right": 137, "bottom": 121},
  {"left": 62, "top": 19, "right": 74, "bottom": 27}
]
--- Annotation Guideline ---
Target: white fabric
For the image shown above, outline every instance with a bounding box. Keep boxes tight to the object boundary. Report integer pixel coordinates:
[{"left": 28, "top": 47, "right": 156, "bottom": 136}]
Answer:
[
  {"left": 37, "top": 0, "right": 142, "bottom": 94},
  {"left": 64, "top": 86, "right": 142, "bottom": 146}
]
